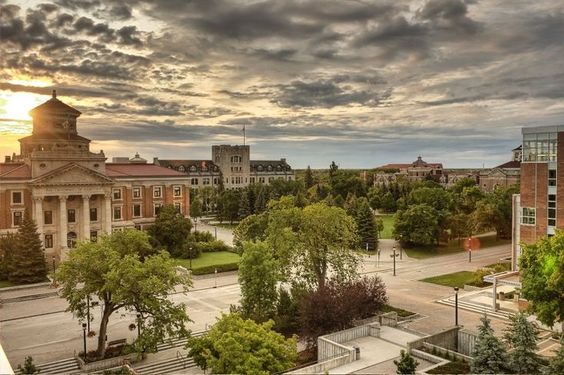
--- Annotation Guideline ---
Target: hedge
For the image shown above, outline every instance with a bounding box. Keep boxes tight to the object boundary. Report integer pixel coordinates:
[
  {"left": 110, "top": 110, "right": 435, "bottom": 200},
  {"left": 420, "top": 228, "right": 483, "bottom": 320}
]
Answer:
[{"left": 191, "top": 262, "right": 239, "bottom": 276}]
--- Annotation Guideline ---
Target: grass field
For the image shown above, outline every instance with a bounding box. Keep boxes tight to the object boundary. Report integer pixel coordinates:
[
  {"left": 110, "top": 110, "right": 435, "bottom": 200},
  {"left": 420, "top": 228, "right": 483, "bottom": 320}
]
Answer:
[
  {"left": 377, "top": 214, "right": 395, "bottom": 239},
  {"left": 0, "top": 280, "right": 14, "bottom": 288},
  {"left": 173, "top": 251, "right": 240, "bottom": 270},
  {"left": 420, "top": 271, "right": 476, "bottom": 288},
  {"left": 404, "top": 233, "right": 510, "bottom": 260}
]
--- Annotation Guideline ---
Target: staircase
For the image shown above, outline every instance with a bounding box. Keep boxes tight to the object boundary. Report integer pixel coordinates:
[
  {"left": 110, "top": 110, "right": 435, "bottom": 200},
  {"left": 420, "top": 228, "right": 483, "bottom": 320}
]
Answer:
[
  {"left": 437, "top": 297, "right": 513, "bottom": 320},
  {"left": 134, "top": 354, "right": 196, "bottom": 375},
  {"left": 15, "top": 357, "right": 79, "bottom": 374}
]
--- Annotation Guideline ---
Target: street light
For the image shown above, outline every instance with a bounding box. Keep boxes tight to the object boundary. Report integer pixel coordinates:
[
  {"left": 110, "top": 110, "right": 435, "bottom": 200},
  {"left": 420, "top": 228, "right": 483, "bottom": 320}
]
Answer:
[
  {"left": 214, "top": 268, "right": 217, "bottom": 288},
  {"left": 189, "top": 247, "right": 193, "bottom": 271},
  {"left": 454, "top": 287, "right": 459, "bottom": 326},
  {"left": 52, "top": 256, "right": 56, "bottom": 275},
  {"left": 82, "top": 322, "right": 87, "bottom": 360},
  {"left": 391, "top": 246, "right": 399, "bottom": 276},
  {"left": 86, "top": 295, "right": 90, "bottom": 332},
  {"left": 468, "top": 247, "right": 472, "bottom": 263}
]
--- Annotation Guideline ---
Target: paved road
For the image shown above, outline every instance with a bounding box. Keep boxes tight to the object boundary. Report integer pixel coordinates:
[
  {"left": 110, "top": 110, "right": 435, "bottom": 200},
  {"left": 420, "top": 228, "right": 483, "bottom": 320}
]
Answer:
[{"left": 0, "top": 233, "right": 512, "bottom": 368}]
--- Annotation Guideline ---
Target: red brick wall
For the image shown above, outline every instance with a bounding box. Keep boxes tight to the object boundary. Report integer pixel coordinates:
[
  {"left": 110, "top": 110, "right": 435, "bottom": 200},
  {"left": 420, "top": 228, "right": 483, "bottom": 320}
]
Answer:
[
  {"left": 557, "top": 133, "right": 564, "bottom": 230},
  {"left": 143, "top": 186, "right": 153, "bottom": 217},
  {"left": 520, "top": 162, "right": 548, "bottom": 244},
  {"left": 0, "top": 191, "right": 9, "bottom": 229}
]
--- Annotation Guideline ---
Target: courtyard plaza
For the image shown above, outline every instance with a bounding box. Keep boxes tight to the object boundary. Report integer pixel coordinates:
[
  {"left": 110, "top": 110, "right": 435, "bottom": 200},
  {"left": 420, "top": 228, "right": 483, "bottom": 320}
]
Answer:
[{"left": 0, "top": 228, "right": 519, "bottom": 372}]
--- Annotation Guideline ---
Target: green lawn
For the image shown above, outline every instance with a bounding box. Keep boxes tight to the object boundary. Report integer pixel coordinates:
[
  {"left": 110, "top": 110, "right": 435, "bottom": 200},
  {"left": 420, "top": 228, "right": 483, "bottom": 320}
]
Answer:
[
  {"left": 0, "top": 280, "right": 15, "bottom": 288},
  {"left": 377, "top": 214, "right": 395, "bottom": 239},
  {"left": 420, "top": 271, "right": 477, "bottom": 288},
  {"left": 404, "top": 233, "right": 510, "bottom": 260},
  {"left": 173, "top": 251, "right": 240, "bottom": 270}
]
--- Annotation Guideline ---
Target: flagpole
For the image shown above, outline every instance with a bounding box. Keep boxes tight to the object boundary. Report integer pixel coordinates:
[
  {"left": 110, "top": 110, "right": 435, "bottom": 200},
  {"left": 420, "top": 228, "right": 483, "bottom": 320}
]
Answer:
[{"left": 243, "top": 125, "right": 246, "bottom": 146}]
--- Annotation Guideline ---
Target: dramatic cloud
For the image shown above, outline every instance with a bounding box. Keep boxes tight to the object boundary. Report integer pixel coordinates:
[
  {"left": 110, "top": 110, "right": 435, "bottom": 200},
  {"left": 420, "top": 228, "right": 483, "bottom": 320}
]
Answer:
[{"left": 1, "top": 0, "right": 564, "bottom": 167}]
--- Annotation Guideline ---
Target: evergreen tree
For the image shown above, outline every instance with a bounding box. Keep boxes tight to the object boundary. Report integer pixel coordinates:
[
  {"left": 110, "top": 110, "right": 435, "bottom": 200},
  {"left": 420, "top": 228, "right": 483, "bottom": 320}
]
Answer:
[
  {"left": 17, "top": 356, "right": 39, "bottom": 374},
  {"left": 304, "top": 165, "right": 314, "bottom": 188},
  {"left": 9, "top": 213, "right": 47, "bottom": 284},
  {"left": 293, "top": 191, "right": 308, "bottom": 208},
  {"left": 504, "top": 313, "right": 542, "bottom": 374},
  {"left": 255, "top": 185, "right": 269, "bottom": 213},
  {"left": 344, "top": 193, "right": 359, "bottom": 216},
  {"left": 356, "top": 198, "right": 378, "bottom": 250},
  {"left": 394, "top": 350, "right": 419, "bottom": 374},
  {"left": 238, "top": 188, "right": 251, "bottom": 219},
  {"left": 471, "top": 315, "right": 509, "bottom": 374}
]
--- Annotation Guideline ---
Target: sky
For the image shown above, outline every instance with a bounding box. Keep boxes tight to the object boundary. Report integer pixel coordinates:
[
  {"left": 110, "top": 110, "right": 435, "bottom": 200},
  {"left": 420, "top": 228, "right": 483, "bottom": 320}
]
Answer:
[{"left": 1, "top": 0, "right": 564, "bottom": 168}]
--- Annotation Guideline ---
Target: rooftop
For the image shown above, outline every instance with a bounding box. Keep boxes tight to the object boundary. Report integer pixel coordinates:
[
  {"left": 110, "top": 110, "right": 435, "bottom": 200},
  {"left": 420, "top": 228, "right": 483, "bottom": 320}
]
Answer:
[
  {"left": 29, "top": 90, "right": 82, "bottom": 117},
  {"left": 105, "top": 163, "right": 188, "bottom": 178},
  {"left": 0, "top": 163, "right": 31, "bottom": 179}
]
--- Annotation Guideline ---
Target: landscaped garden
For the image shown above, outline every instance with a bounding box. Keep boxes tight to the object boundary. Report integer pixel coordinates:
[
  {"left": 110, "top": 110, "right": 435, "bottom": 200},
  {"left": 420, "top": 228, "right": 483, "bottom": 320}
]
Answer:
[
  {"left": 403, "top": 233, "right": 510, "bottom": 260},
  {"left": 420, "top": 262, "right": 511, "bottom": 288},
  {"left": 173, "top": 251, "right": 240, "bottom": 275}
]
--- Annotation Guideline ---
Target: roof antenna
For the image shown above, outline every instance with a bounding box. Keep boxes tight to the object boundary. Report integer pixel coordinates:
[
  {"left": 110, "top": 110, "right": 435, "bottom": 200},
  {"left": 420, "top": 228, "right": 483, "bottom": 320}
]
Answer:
[{"left": 52, "top": 90, "right": 57, "bottom": 99}]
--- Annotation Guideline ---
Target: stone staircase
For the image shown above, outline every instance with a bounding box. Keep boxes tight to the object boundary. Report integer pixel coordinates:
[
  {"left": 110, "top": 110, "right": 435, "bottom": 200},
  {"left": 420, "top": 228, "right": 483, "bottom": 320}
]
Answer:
[
  {"left": 437, "top": 297, "right": 513, "bottom": 320},
  {"left": 134, "top": 354, "right": 196, "bottom": 375},
  {"left": 15, "top": 357, "right": 80, "bottom": 374}
]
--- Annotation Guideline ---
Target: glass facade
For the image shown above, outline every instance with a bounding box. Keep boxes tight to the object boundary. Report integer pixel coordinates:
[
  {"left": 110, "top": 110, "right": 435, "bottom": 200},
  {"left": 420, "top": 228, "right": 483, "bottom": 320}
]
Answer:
[{"left": 522, "top": 132, "right": 557, "bottom": 162}]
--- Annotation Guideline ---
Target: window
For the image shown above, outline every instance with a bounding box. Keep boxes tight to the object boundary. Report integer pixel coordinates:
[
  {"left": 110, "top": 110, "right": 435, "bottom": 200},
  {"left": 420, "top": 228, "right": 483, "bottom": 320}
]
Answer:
[
  {"left": 549, "top": 169, "right": 557, "bottom": 187},
  {"left": 153, "top": 186, "right": 163, "bottom": 198},
  {"left": 231, "top": 155, "right": 242, "bottom": 163},
  {"left": 68, "top": 209, "right": 76, "bottom": 223},
  {"left": 154, "top": 203, "right": 162, "bottom": 216},
  {"left": 113, "top": 188, "right": 122, "bottom": 200},
  {"left": 133, "top": 204, "right": 142, "bottom": 218},
  {"left": 13, "top": 211, "right": 23, "bottom": 226},
  {"left": 523, "top": 132, "right": 557, "bottom": 162},
  {"left": 174, "top": 202, "right": 181, "bottom": 213},
  {"left": 250, "top": 177, "right": 255, "bottom": 183},
  {"left": 90, "top": 231, "right": 98, "bottom": 243},
  {"left": 135, "top": 225, "right": 142, "bottom": 230},
  {"left": 548, "top": 194, "right": 556, "bottom": 226},
  {"left": 203, "top": 178, "right": 210, "bottom": 185},
  {"left": 178, "top": 165, "right": 186, "bottom": 172},
  {"left": 191, "top": 178, "right": 199, "bottom": 185},
  {"left": 259, "top": 177, "right": 265, "bottom": 183},
  {"left": 133, "top": 187, "right": 142, "bottom": 199},
  {"left": 113, "top": 206, "right": 122, "bottom": 221},
  {"left": 173, "top": 186, "right": 182, "bottom": 197},
  {"left": 44, "top": 211, "right": 53, "bottom": 225},
  {"left": 11, "top": 191, "right": 23, "bottom": 205},
  {"left": 90, "top": 208, "right": 98, "bottom": 222},
  {"left": 190, "top": 165, "right": 197, "bottom": 172},
  {"left": 521, "top": 207, "right": 536, "bottom": 225},
  {"left": 44, "top": 234, "right": 53, "bottom": 248},
  {"left": 213, "top": 177, "right": 219, "bottom": 185}
]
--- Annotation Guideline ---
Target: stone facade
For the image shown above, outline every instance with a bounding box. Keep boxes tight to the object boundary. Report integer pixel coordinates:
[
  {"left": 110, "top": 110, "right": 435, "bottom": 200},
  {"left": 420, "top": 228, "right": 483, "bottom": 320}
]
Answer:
[
  {"left": 155, "top": 145, "right": 294, "bottom": 189},
  {"left": 0, "top": 92, "right": 190, "bottom": 260}
]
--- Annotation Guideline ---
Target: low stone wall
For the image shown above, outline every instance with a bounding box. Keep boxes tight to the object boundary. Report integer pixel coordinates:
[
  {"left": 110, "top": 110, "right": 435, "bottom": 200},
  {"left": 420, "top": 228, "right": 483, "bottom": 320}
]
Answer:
[
  {"left": 286, "top": 354, "right": 352, "bottom": 374},
  {"left": 410, "top": 348, "right": 445, "bottom": 364},
  {"left": 318, "top": 324, "right": 376, "bottom": 361},
  {"left": 457, "top": 329, "right": 477, "bottom": 356},
  {"left": 76, "top": 352, "right": 138, "bottom": 372},
  {"left": 380, "top": 312, "right": 398, "bottom": 327},
  {"left": 423, "top": 342, "right": 472, "bottom": 363}
]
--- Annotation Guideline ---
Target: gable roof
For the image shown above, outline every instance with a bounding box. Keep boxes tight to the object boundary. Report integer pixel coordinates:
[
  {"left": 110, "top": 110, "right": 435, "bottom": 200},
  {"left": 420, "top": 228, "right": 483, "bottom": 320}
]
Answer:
[
  {"left": 105, "top": 163, "right": 188, "bottom": 178},
  {"left": 494, "top": 160, "right": 521, "bottom": 169},
  {"left": 0, "top": 163, "right": 31, "bottom": 179},
  {"left": 31, "top": 163, "right": 114, "bottom": 185}
]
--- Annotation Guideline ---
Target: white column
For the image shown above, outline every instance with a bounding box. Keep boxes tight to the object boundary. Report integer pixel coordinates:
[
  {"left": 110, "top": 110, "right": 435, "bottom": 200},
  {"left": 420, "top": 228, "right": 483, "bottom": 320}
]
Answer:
[
  {"left": 103, "top": 194, "right": 112, "bottom": 233},
  {"left": 59, "top": 195, "right": 68, "bottom": 250},
  {"left": 82, "top": 195, "right": 91, "bottom": 241},
  {"left": 33, "top": 196, "right": 44, "bottom": 244}
]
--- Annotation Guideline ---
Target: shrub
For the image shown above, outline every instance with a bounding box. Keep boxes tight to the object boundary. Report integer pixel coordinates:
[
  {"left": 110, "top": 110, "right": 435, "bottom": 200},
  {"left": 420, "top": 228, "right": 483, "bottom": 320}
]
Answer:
[
  {"left": 198, "top": 240, "right": 231, "bottom": 253},
  {"left": 180, "top": 242, "right": 202, "bottom": 259},
  {"left": 189, "top": 231, "right": 215, "bottom": 243},
  {"left": 191, "top": 262, "right": 239, "bottom": 275}
]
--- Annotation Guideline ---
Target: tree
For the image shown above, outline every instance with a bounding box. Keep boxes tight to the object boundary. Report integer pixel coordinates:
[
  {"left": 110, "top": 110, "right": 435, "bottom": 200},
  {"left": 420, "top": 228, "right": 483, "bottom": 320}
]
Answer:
[
  {"left": 148, "top": 204, "right": 192, "bottom": 256},
  {"left": 0, "top": 233, "right": 17, "bottom": 281},
  {"left": 394, "top": 350, "right": 419, "bottom": 374},
  {"left": 299, "top": 277, "right": 387, "bottom": 345},
  {"left": 8, "top": 214, "right": 47, "bottom": 284},
  {"left": 473, "top": 185, "right": 518, "bottom": 239},
  {"left": 304, "top": 165, "right": 314, "bottom": 188},
  {"left": 393, "top": 204, "right": 439, "bottom": 246},
  {"left": 519, "top": 231, "right": 564, "bottom": 329},
  {"left": 17, "top": 356, "right": 39, "bottom": 374},
  {"left": 504, "top": 313, "right": 541, "bottom": 374},
  {"left": 239, "top": 241, "right": 279, "bottom": 322},
  {"left": 190, "top": 192, "right": 203, "bottom": 219},
  {"left": 356, "top": 198, "right": 378, "bottom": 250},
  {"left": 380, "top": 191, "right": 397, "bottom": 212},
  {"left": 56, "top": 230, "right": 191, "bottom": 360},
  {"left": 266, "top": 203, "right": 359, "bottom": 289},
  {"left": 218, "top": 190, "right": 240, "bottom": 224},
  {"left": 187, "top": 313, "right": 297, "bottom": 375},
  {"left": 471, "top": 315, "right": 508, "bottom": 374},
  {"left": 238, "top": 188, "right": 251, "bottom": 219}
]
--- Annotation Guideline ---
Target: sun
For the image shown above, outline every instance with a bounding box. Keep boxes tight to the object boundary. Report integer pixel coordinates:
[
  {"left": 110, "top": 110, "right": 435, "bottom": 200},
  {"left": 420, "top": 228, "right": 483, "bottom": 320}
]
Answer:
[{"left": 0, "top": 91, "right": 46, "bottom": 121}]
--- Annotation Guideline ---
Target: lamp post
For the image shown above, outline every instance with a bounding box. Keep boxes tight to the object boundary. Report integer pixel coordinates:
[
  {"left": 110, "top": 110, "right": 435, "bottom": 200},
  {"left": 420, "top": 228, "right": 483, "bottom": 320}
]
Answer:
[
  {"left": 82, "top": 323, "right": 87, "bottom": 360},
  {"left": 468, "top": 247, "right": 472, "bottom": 263},
  {"left": 391, "top": 246, "right": 399, "bottom": 276},
  {"left": 189, "top": 247, "right": 193, "bottom": 271},
  {"left": 86, "top": 295, "right": 90, "bottom": 332},
  {"left": 454, "top": 287, "right": 459, "bottom": 326},
  {"left": 52, "top": 256, "right": 56, "bottom": 275},
  {"left": 214, "top": 268, "right": 217, "bottom": 288}
]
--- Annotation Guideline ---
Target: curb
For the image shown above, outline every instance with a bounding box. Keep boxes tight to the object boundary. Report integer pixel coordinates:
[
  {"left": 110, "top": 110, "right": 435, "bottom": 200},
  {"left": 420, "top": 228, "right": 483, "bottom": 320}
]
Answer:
[{"left": 0, "top": 281, "right": 52, "bottom": 292}]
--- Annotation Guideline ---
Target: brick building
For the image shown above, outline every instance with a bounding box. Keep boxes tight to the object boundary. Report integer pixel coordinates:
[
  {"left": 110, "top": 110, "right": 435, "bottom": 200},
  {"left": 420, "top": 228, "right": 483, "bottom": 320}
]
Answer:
[
  {"left": 512, "top": 126, "right": 560, "bottom": 269},
  {"left": 0, "top": 91, "right": 190, "bottom": 260}
]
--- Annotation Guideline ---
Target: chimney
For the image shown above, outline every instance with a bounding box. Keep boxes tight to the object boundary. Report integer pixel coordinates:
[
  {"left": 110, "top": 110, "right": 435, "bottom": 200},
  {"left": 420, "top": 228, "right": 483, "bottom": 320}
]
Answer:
[
  {"left": 4, "top": 155, "right": 10, "bottom": 162},
  {"left": 153, "top": 157, "right": 159, "bottom": 165}
]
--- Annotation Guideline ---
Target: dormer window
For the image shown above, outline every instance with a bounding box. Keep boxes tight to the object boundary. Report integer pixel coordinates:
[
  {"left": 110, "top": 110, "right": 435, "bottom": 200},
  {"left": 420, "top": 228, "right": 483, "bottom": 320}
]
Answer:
[
  {"left": 267, "top": 165, "right": 273, "bottom": 171},
  {"left": 257, "top": 165, "right": 264, "bottom": 172},
  {"left": 190, "top": 165, "right": 197, "bottom": 172},
  {"left": 178, "top": 165, "right": 186, "bottom": 172}
]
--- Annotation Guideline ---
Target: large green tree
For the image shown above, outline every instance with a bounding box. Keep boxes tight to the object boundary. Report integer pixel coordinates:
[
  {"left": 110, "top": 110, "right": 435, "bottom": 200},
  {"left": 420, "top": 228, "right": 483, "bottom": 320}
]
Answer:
[
  {"left": 8, "top": 214, "right": 47, "bottom": 284},
  {"left": 238, "top": 241, "right": 279, "bottom": 322},
  {"left": 304, "top": 165, "right": 314, "bottom": 189},
  {"left": 355, "top": 197, "right": 378, "bottom": 250},
  {"left": 393, "top": 204, "right": 439, "bottom": 246},
  {"left": 218, "top": 189, "right": 240, "bottom": 224},
  {"left": 148, "top": 204, "right": 192, "bottom": 256},
  {"left": 0, "top": 233, "right": 17, "bottom": 281},
  {"left": 471, "top": 315, "right": 509, "bottom": 374},
  {"left": 519, "top": 231, "right": 564, "bottom": 329},
  {"left": 266, "top": 202, "right": 358, "bottom": 289},
  {"left": 504, "top": 313, "right": 542, "bottom": 374},
  {"left": 56, "top": 230, "right": 191, "bottom": 360},
  {"left": 187, "top": 313, "right": 297, "bottom": 375},
  {"left": 473, "top": 185, "right": 518, "bottom": 239}
]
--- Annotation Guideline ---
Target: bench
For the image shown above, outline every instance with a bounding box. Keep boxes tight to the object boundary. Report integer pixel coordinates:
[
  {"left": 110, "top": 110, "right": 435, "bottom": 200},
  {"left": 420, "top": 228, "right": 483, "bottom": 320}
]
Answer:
[{"left": 108, "top": 338, "right": 127, "bottom": 347}]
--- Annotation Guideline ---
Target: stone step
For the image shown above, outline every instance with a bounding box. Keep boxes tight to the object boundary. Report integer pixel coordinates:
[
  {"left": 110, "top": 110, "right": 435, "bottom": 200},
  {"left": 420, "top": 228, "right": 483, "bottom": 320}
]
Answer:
[
  {"left": 15, "top": 357, "right": 79, "bottom": 375},
  {"left": 135, "top": 357, "right": 196, "bottom": 375},
  {"left": 437, "top": 298, "right": 512, "bottom": 320}
]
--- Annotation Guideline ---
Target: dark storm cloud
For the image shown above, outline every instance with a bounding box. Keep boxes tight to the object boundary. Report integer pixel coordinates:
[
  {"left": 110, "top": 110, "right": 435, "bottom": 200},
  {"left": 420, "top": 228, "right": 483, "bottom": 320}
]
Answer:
[
  {"left": 108, "top": 4, "right": 133, "bottom": 20},
  {"left": 417, "top": 0, "right": 479, "bottom": 35},
  {"left": 116, "top": 26, "right": 142, "bottom": 46}
]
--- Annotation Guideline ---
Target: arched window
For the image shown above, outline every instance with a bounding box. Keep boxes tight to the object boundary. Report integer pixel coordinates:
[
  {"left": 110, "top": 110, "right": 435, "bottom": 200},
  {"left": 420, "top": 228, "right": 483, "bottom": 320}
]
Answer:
[
  {"left": 190, "top": 165, "right": 197, "bottom": 172},
  {"left": 178, "top": 165, "right": 186, "bottom": 172},
  {"left": 67, "top": 232, "right": 77, "bottom": 248},
  {"left": 257, "top": 165, "right": 264, "bottom": 172},
  {"left": 267, "top": 165, "right": 273, "bottom": 171}
]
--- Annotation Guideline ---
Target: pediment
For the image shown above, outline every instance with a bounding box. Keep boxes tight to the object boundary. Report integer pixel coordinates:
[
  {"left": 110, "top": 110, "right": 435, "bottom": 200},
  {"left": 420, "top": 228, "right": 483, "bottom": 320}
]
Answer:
[
  {"left": 485, "top": 168, "right": 507, "bottom": 177},
  {"left": 32, "top": 163, "right": 114, "bottom": 186}
]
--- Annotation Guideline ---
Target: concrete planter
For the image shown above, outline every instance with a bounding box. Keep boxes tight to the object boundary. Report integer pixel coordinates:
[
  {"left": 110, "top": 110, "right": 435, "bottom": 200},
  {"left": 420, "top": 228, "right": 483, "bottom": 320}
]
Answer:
[{"left": 76, "top": 352, "right": 139, "bottom": 372}]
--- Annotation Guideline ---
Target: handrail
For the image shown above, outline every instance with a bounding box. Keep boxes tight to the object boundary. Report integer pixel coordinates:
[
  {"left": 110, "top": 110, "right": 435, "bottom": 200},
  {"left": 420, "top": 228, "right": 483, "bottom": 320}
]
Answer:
[{"left": 176, "top": 350, "right": 188, "bottom": 369}]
